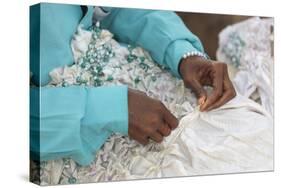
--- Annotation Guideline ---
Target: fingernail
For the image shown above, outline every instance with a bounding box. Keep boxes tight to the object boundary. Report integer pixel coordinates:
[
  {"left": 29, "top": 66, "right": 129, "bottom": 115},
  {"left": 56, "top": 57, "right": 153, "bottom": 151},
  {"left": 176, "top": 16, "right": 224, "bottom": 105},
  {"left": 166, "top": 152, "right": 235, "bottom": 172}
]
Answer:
[
  {"left": 198, "top": 96, "right": 206, "bottom": 105},
  {"left": 199, "top": 105, "right": 205, "bottom": 112}
]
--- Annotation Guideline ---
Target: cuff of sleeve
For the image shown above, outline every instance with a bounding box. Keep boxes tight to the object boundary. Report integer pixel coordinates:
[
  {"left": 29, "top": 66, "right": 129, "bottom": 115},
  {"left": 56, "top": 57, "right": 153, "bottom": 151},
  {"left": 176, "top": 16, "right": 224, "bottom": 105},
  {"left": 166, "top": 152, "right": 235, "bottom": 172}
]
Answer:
[
  {"left": 81, "top": 85, "right": 129, "bottom": 135},
  {"left": 80, "top": 6, "right": 94, "bottom": 30},
  {"left": 164, "top": 39, "right": 204, "bottom": 78}
]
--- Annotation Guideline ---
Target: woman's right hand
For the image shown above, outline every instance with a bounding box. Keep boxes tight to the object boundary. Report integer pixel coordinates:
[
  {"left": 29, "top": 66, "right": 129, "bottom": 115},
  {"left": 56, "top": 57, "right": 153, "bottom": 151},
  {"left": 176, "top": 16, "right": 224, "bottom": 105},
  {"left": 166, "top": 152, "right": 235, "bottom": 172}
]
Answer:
[{"left": 128, "top": 88, "right": 178, "bottom": 145}]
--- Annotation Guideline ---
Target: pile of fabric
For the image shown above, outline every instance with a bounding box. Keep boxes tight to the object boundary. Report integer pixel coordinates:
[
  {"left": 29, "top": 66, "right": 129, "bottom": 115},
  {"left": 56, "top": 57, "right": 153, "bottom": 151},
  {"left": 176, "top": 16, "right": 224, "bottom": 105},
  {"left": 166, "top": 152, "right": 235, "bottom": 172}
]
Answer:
[
  {"left": 30, "top": 18, "right": 273, "bottom": 185},
  {"left": 217, "top": 17, "right": 274, "bottom": 116}
]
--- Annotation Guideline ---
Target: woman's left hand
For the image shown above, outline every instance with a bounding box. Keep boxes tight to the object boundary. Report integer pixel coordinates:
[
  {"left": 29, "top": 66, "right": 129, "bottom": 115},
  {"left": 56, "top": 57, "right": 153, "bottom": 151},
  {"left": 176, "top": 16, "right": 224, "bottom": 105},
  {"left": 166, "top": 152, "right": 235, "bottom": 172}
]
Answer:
[{"left": 179, "top": 56, "right": 236, "bottom": 111}]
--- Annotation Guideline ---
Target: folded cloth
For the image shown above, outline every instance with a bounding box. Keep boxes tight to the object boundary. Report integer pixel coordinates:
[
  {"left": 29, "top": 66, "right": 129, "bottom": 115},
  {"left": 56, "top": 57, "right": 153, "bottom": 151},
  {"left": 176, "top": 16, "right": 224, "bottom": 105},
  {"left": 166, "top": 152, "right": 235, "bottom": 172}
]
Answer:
[
  {"left": 216, "top": 17, "right": 274, "bottom": 116},
  {"left": 31, "top": 24, "right": 273, "bottom": 185}
]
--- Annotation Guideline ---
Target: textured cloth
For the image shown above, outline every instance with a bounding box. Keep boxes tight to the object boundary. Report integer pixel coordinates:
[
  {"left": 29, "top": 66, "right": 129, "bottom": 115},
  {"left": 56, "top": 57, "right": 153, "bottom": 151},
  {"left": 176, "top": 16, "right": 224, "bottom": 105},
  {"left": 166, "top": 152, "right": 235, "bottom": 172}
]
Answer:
[
  {"left": 30, "top": 25, "right": 273, "bottom": 185},
  {"left": 217, "top": 17, "right": 274, "bottom": 116},
  {"left": 30, "top": 3, "right": 205, "bottom": 165}
]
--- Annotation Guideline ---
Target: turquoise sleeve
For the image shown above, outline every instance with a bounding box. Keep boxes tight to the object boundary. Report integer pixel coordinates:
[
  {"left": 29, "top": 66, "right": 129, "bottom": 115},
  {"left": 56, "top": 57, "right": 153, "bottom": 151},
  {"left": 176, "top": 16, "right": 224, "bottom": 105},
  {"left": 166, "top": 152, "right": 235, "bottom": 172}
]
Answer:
[
  {"left": 30, "top": 85, "right": 128, "bottom": 166},
  {"left": 30, "top": 4, "right": 129, "bottom": 166},
  {"left": 30, "top": 4, "right": 204, "bottom": 165},
  {"left": 100, "top": 8, "right": 205, "bottom": 78}
]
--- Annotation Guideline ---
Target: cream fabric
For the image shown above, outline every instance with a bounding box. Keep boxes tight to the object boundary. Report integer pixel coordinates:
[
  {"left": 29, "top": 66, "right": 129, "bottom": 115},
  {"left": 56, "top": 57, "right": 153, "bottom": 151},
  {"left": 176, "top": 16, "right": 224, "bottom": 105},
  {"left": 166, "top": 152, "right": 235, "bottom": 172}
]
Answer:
[
  {"left": 30, "top": 23, "right": 273, "bottom": 185},
  {"left": 217, "top": 17, "right": 274, "bottom": 116},
  {"left": 84, "top": 96, "right": 273, "bottom": 182}
]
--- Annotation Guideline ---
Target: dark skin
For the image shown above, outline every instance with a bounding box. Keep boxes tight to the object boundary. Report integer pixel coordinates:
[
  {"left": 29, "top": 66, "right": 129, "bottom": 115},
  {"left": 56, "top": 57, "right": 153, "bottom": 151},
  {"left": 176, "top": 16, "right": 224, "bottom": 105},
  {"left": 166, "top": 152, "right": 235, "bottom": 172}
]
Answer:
[
  {"left": 179, "top": 56, "right": 236, "bottom": 111},
  {"left": 128, "top": 56, "right": 236, "bottom": 145},
  {"left": 128, "top": 89, "right": 178, "bottom": 145}
]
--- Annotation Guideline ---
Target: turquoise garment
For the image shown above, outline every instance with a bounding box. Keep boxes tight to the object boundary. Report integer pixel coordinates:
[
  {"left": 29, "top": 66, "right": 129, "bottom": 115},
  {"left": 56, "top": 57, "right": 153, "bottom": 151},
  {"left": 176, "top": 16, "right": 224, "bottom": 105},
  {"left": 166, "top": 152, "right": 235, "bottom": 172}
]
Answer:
[
  {"left": 30, "top": 3, "right": 204, "bottom": 166},
  {"left": 100, "top": 7, "right": 205, "bottom": 77},
  {"left": 30, "top": 86, "right": 128, "bottom": 165}
]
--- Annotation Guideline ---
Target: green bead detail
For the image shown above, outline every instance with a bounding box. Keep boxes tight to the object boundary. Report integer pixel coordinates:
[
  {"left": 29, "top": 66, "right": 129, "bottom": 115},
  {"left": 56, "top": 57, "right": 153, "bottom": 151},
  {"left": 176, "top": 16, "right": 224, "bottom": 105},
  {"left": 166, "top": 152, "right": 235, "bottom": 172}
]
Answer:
[
  {"left": 134, "top": 76, "right": 141, "bottom": 84},
  {"left": 80, "top": 62, "right": 86, "bottom": 68},
  {"left": 139, "top": 56, "right": 145, "bottom": 63},
  {"left": 68, "top": 177, "right": 77, "bottom": 184},
  {"left": 127, "top": 54, "right": 138, "bottom": 63},
  {"left": 96, "top": 66, "right": 103, "bottom": 73},
  {"left": 151, "top": 75, "right": 157, "bottom": 82},
  {"left": 139, "top": 62, "right": 150, "bottom": 72},
  {"left": 106, "top": 75, "right": 114, "bottom": 81},
  {"left": 93, "top": 78, "right": 102, "bottom": 87},
  {"left": 62, "top": 81, "right": 68, "bottom": 87}
]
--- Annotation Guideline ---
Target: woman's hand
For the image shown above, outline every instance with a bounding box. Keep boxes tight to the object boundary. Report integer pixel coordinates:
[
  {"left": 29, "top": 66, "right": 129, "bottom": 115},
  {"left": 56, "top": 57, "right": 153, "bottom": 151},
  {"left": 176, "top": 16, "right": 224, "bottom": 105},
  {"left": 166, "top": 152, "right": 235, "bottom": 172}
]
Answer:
[
  {"left": 128, "top": 89, "right": 178, "bottom": 145},
  {"left": 179, "top": 56, "right": 236, "bottom": 111}
]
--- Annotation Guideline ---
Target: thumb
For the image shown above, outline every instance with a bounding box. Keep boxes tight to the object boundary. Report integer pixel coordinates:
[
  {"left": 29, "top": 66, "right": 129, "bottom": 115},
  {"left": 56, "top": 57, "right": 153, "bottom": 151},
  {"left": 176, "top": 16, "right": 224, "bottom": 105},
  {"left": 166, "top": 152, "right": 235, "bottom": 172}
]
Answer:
[{"left": 189, "top": 79, "right": 207, "bottom": 106}]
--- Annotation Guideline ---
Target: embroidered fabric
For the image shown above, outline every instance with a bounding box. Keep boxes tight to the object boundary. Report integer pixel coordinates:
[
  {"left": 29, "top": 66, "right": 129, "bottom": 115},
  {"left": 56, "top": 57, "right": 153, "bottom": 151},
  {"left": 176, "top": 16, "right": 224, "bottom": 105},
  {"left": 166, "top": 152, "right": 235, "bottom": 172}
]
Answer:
[
  {"left": 30, "top": 22, "right": 273, "bottom": 185},
  {"left": 216, "top": 17, "right": 274, "bottom": 116}
]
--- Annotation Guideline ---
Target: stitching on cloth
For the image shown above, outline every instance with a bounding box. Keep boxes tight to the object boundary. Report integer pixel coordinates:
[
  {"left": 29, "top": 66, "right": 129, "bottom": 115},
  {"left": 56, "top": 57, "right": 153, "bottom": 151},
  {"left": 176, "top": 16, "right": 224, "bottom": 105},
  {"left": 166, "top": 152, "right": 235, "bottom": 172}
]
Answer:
[{"left": 31, "top": 20, "right": 273, "bottom": 185}]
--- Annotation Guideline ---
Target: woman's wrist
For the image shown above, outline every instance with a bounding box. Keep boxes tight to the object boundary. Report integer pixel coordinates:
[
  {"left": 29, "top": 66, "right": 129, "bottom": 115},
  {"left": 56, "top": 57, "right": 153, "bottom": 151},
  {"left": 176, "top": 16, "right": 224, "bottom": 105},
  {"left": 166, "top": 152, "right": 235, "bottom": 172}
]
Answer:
[
  {"left": 179, "top": 56, "right": 209, "bottom": 78},
  {"left": 182, "top": 51, "right": 207, "bottom": 59}
]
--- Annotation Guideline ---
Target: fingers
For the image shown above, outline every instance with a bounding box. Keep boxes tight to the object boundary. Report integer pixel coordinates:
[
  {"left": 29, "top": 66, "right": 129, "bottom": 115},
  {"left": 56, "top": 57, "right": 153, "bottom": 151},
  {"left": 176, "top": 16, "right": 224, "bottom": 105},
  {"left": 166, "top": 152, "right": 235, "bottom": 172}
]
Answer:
[
  {"left": 205, "top": 89, "right": 235, "bottom": 111},
  {"left": 137, "top": 136, "right": 149, "bottom": 145},
  {"left": 158, "top": 123, "right": 171, "bottom": 136},
  {"left": 200, "top": 63, "right": 224, "bottom": 111},
  {"left": 149, "top": 131, "right": 164, "bottom": 143},
  {"left": 162, "top": 105, "right": 178, "bottom": 130},
  {"left": 129, "top": 129, "right": 149, "bottom": 145},
  {"left": 150, "top": 122, "right": 172, "bottom": 143},
  {"left": 188, "top": 79, "right": 207, "bottom": 106},
  {"left": 130, "top": 124, "right": 168, "bottom": 145},
  {"left": 205, "top": 66, "right": 236, "bottom": 111}
]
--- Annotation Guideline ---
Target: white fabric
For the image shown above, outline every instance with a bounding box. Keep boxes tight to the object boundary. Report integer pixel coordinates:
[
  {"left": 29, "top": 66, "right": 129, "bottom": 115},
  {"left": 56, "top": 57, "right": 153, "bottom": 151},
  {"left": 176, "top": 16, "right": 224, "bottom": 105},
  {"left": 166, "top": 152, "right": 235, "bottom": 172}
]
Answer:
[
  {"left": 70, "top": 27, "right": 93, "bottom": 64},
  {"left": 83, "top": 96, "right": 273, "bottom": 182},
  {"left": 33, "top": 23, "right": 273, "bottom": 185},
  {"left": 216, "top": 17, "right": 274, "bottom": 116}
]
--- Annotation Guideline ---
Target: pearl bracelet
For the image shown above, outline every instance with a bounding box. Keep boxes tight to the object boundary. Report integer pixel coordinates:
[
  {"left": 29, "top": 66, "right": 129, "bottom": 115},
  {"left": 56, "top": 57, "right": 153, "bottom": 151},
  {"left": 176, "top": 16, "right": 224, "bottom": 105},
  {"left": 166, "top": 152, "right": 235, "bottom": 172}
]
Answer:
[{"left": 182, "top": 51, "right": 207, "bottom": 59}]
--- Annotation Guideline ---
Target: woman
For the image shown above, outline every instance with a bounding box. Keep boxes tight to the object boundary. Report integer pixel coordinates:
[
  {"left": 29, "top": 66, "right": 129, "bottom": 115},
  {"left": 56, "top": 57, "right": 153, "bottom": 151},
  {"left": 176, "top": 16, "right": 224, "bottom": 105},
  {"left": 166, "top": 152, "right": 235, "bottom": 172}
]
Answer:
[{"left": 30, "top": 3, "right": 235, "bottom": 166}]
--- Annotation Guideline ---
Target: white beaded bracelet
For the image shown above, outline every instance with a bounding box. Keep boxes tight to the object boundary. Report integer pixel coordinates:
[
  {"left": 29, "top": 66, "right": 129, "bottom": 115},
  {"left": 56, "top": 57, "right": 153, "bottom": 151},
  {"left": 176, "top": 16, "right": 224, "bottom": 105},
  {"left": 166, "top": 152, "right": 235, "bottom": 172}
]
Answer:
[{"left": 182, "top": 51, "right": 207, "bottom": 59}]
